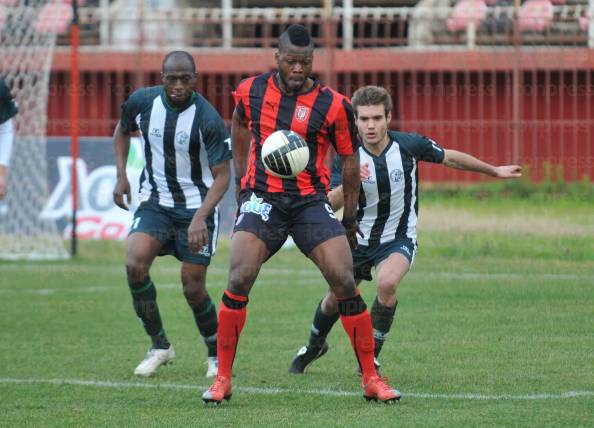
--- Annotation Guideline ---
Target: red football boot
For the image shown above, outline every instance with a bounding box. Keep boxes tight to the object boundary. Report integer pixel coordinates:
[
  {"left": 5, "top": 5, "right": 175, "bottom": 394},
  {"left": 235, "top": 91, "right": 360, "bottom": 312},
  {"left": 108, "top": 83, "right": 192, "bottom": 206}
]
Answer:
[
  {"left": 202, "top": 375, "right": 232, "bottom": 405},
  {"left": 363, "top": 375, "right": 402, "bottom": 404}
]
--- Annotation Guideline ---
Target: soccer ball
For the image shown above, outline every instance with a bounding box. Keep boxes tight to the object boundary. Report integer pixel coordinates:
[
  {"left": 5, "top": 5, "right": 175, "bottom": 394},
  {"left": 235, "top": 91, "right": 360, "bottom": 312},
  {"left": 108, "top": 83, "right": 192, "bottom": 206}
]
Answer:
[{"left": 261, "top": 130, "right": 310, "bottom": 178}]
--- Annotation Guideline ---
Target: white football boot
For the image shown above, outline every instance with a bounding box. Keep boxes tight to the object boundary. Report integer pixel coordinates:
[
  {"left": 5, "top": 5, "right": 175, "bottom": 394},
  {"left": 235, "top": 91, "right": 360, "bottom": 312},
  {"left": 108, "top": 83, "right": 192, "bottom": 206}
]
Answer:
[{"left": 133, "top": 346, "right": 176, "bottom": 377}]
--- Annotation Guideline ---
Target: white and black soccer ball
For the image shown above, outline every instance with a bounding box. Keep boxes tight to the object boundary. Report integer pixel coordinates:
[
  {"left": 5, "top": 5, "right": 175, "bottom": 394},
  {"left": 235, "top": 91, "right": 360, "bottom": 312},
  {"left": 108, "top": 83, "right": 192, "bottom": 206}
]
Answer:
[{"left": 261, "top": 130, "right": 310, "bottom": 178}]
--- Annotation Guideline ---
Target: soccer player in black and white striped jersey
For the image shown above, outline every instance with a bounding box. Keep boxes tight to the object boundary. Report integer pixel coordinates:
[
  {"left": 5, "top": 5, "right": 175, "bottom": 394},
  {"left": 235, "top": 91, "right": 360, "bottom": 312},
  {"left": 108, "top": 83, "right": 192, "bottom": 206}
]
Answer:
[
  {"left": 0, "top": 77, "right": 18, "bottom": 200},
  {"left": 290, "top": 85, "right": 522, "bottom": 376},
  {"left": 113, "top": 51, "right": 231, "bottom": 378}
]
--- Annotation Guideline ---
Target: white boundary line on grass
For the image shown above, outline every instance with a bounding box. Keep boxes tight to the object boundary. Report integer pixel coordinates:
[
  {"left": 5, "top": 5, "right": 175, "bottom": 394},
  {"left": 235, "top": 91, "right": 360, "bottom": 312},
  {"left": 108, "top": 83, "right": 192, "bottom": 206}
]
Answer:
[
  {"left": 2, "top": 272, "right": 592, "bottom": 296},
  {"left": 1, "top": 377, "right": 593, "bottom": 401}
]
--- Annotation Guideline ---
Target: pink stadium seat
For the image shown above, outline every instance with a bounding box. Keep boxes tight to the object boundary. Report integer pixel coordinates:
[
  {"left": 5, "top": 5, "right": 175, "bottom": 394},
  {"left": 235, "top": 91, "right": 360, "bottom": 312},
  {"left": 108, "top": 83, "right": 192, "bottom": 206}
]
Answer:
[
  {"left": 579, "top": 11, "right": 591, "bottom": 32},
  {"left": 35, "top": 2, "right": 73, "bottom": 34},
  {"left": 0, "top": 0, "right": 18, "bottom": 6},
  {"left": 518, "top": 0, "right": 554, "bottom": 32},
  {"left": 447, "top": 0, "right": 488, "bottom": 32}
]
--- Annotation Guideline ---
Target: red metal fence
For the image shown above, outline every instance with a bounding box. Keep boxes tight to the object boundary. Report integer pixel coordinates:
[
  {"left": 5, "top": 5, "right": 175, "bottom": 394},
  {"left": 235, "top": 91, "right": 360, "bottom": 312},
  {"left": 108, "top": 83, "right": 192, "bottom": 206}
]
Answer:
[{"left": 43, "top": 4, "right": 594, "bottom": 183}]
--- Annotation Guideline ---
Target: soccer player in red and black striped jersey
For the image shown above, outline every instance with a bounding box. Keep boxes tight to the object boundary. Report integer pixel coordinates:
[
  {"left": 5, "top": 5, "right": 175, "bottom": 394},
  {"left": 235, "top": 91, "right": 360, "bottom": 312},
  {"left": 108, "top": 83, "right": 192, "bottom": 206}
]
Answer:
[{"left": 202, "top": 25, "right": 400, "bottom": 404}]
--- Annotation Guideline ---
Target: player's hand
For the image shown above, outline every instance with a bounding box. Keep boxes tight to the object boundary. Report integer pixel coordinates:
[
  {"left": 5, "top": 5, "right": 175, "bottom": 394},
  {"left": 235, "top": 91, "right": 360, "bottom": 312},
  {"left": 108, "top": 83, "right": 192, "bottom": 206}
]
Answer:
[
  {"left": 188, "top": 215, "right": 209, "bottom": 253},
  {"left": 342, "top": 217, "right": 359, "bottom": 250},
  {"left": 360, "top": 163, "right": 370, "bottom": 181},
  {"left": 494, "top": 165, "right": 523, "bottom": 179},
  {"left": 113, "top": 176, "right": 131, "bottom": 210},
  {"left": 0, "top": 166, "right": 7, "bottom": 200}
]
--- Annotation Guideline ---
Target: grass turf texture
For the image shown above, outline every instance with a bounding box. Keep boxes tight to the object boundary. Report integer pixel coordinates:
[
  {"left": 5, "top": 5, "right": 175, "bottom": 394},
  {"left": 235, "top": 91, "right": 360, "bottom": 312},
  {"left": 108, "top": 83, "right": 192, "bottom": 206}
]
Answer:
[{"left": 1, "top": 199, "right": 593, "bottom": 427}]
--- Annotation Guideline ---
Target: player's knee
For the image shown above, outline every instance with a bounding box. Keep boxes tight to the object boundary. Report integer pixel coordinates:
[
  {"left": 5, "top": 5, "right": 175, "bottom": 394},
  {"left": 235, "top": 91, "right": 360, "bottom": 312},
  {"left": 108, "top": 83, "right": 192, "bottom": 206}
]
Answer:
[
  {"left": 329, "top": 272, "right": 357, "bottom": 299},
  {"left": 227, "top": 264, "right": 257, "bottom": 295},
  {"left": 376, "top": 277, "right": 398, "bottom": 298},
  {"left": 125, "top": 261, "right": 150, "bottom": 285},
  {"left": 182, "top": 282, "right": 207, "bottom": 306},
  {"left": 322, "top": 293, "right": 339, "bottom": 314}
]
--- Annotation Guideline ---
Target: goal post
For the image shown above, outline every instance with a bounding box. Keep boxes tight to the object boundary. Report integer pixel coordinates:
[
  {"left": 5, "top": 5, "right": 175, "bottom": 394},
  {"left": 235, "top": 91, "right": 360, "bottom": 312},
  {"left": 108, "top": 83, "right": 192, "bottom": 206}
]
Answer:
[{"left": 0, "top": 1, "right": 69, "bottom": 260}]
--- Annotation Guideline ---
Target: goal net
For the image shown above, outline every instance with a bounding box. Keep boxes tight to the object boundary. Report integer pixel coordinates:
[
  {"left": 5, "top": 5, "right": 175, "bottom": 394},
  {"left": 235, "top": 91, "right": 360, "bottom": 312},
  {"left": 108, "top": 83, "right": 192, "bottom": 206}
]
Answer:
[{"left": 0, "top": 1, "right": 68, "bottom": 260}]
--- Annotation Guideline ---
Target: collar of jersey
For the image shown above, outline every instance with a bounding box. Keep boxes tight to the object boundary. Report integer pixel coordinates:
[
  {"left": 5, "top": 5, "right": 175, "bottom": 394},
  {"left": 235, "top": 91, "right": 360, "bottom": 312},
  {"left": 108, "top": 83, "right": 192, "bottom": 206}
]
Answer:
[
  {"left": 160, "top": 90, "right": 197, "bottom": 113},
  {"left": 362, "top": 137, "right": 394, "bottom": 159},
  {"left": 271, "top": 73, "right": 319, "bottom": 96}
]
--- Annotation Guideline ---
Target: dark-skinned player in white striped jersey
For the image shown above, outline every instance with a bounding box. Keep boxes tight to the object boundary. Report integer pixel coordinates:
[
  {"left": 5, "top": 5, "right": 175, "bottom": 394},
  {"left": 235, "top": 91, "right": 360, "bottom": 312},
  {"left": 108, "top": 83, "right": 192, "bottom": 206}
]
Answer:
[
  {"left": 113, "top": 51, "right": 231, "bottom": 379},
  {"left": 290, "top": 85, "right": 522, "bottom": 380}
]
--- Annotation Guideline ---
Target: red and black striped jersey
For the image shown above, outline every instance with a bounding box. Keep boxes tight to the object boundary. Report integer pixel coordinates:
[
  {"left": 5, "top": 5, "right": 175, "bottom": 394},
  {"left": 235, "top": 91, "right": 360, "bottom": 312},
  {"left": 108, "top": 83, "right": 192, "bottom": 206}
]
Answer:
[{"left": 232, "top": 72, "right": 358, "bottom": 195}]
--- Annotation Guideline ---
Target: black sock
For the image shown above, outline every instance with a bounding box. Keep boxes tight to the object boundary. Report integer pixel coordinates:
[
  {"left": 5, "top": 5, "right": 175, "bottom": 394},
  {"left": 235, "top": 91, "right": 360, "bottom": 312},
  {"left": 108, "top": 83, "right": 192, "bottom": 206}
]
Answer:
[
  {"left": 307, "top": 300, "right": 339, "bottom": 354},
  {"left": 151, "top": 329, "right": 170, "bottom": 350},
  {"left": 191, "top": 295, "right": 218, "bottom": 357},
  {"left": 371, "top": 296, "right": 397, "bottom": 358},
  {"left": 129, "top": 277, "right": 170, "bottom": 349}
]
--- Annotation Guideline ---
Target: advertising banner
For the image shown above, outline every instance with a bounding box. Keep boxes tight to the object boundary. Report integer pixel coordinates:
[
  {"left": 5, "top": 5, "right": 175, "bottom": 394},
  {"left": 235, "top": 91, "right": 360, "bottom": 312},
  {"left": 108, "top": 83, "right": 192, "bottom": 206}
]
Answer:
[{"left": 41, "top": 137, "right": 237, "bottom": 240}]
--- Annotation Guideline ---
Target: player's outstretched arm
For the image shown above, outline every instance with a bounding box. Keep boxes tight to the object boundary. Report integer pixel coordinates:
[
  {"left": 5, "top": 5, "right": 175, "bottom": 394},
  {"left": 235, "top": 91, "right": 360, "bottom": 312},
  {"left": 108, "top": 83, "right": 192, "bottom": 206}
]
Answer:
[
  {"left": 443, "top": 149, "right": 522, "bottom": 179},
  {"left": 112, "top": 121, "right": 132, "bottom": 210},
  {"left": 328, "top": 163, "right": 368, "bottom": 211}
]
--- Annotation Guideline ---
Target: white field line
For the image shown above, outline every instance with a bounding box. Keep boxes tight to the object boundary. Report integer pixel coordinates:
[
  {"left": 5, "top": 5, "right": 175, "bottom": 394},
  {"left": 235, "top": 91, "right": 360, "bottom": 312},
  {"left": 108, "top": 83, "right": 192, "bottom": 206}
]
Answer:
[
  {"left": 0, "top": 377, "right": 593, "bottom": 401},
  {"left": 3, "top": 263, "right": 594, "bottom": 281},
  {"left": 1, "top": 271, "right": 592, "bottom": 295}
]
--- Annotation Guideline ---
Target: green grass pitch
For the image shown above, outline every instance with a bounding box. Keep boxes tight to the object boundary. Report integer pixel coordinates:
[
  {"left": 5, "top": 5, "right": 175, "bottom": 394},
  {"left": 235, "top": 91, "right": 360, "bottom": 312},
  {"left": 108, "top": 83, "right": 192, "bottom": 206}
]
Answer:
[{"left": 1, "top": 200, "right": 593, "bottom": 427}]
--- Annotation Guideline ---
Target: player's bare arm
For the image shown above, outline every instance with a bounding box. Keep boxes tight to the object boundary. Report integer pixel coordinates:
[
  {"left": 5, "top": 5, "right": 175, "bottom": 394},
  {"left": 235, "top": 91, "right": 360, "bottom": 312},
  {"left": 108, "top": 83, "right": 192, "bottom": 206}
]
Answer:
[
  {"left": 0, "top": 165, "right": 7, "bottom": 199},
  {"left": 328, "top": 185, "right": 344, "bottom": 211},
  {"left": 231, "top": 106, "right": 250, "bottom": 181},
  {"left": 328, "top": 162, "right": 369, "bottom": 211},
  {"left": 112, "top": 121, "right": 132, "bottom": 210},
  {"left": 340, "top": 151, "right": 361, "bottom": 249},
  {"left": 443, "top": 149, "right": 522, "bottom": 179},
  {"left": 188, "top": 160, "right": 231, "bottom": 252}
]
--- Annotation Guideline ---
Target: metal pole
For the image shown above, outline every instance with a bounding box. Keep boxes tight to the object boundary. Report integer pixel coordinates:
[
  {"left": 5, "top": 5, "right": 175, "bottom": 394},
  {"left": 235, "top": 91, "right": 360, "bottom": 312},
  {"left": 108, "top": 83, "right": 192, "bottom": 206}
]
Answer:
[
  {"left": 589, "top": 0, "right": 594, "bottom": 48},
  {"left": 323, "top": 0, "right": 335, "bottom": 88},
  {"left": 343, "top": 0, "right": 353, "bottom": 51},
  {"left": 99, "top": 0, "right": 109, "bottom": 46},
  {"left": 222, "top": 0, "right": 232, "bottom": 49},
  {"left": 512, "top": 0, "right": 521, "bottom": 164},
  {"left": 70, "top": 0, "right": 80, "bottom": 256}
]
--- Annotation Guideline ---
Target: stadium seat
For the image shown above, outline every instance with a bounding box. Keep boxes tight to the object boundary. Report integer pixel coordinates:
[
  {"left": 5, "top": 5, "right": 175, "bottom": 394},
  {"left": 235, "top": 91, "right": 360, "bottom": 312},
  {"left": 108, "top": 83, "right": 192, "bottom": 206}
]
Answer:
[
  {"left": 35, "top": 2, "right": 72, "bottom": 34},
  {"left": 0, "top": 7, "right": 5, "bottom": 31},
  {"left": 518, "top": 0, "right": 554, "bottom": 32},
  {"left": 446, "top": 0, "right": 488, "bottom": 32},
  {"left": 579, "top": 10, "right": 591, "bottom": 32},
  {"left": 0, "top": 0, "right": 18, "bottom": 6}
]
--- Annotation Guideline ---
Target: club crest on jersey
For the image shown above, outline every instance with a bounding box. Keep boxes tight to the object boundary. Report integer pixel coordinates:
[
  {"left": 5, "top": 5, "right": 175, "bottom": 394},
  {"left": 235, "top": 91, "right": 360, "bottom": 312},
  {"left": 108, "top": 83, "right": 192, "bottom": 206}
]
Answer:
[
  {"left": 175, "top": 130, "right": 190, "bottom": 147},
  {"left": 150, "top": 128, "right": 162, "bottom": 138},
  {"left": 240, "top": 193, "right": 272, "bottom": 221},
  {"left": 390, "top": 169, "right": 404, "bottom": 183},
  {"left": 295, "top": 106, "right": 310, "bottom": 122}
]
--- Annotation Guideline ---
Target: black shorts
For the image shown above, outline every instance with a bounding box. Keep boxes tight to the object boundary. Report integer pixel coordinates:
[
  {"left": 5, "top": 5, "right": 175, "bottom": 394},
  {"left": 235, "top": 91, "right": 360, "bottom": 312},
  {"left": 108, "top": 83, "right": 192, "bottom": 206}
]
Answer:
[
  {"left": 353, "top": 238, "right": 417, "bottom": 281},
  {"left": 233, "top": 190, "right": 345, "bottom": 256},
  {"left": 129, "top": 197, "right": 219, "bottom": 265}
]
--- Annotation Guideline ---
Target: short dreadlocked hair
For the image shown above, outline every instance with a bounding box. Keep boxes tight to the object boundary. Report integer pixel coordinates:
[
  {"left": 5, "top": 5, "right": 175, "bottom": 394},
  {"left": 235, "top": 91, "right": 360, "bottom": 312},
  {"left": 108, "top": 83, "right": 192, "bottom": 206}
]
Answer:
[{"left": 278, "top": 24, "right": 314, "bottom": 51}]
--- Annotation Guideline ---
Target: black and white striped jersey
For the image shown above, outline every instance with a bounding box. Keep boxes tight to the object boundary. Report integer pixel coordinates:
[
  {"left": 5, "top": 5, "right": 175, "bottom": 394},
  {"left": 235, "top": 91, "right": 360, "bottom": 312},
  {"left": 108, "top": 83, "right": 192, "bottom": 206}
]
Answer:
[
  {"left": 331, "top": 131, "right": 445, "bottom": 246},
  {"left": 0, "top": 78, "right": 18, "bottom": 125},
  {"left": 120, "top": 86, "right": 231, "bottom": 209}
]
